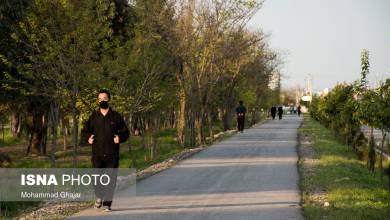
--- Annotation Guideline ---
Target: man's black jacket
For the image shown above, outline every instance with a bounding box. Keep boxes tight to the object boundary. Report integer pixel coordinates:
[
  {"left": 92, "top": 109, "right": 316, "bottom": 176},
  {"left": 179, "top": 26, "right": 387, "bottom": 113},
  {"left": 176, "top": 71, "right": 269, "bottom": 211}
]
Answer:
[
  {"left": 236, "top": 105, "right": 247, "bottom": 117},
  {"left": 85, "top": 108, "right": 129, "bottom": 157}
]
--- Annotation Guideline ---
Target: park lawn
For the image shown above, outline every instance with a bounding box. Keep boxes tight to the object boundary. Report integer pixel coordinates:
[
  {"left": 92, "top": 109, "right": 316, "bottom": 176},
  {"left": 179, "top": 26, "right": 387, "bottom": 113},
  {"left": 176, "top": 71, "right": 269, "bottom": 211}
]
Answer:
[
  {"left": 299, "top": 115, "right": 390, "bottom": 220},
  {"left": 0, "top": 127, "right": 27, "bottom": 147}
]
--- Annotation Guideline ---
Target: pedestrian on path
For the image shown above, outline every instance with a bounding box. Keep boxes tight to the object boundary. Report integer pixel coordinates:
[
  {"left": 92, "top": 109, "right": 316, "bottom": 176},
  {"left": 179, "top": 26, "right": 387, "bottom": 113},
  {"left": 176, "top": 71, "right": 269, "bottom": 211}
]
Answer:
[
  {"left": 297, "top": 105, "right": 301, "bottom": 117},
  {"left": 278, "top": 106, "right": 283, "bottom": 120},
  {"left": 236, "top": 101, "right": 246, "bottom": 133},
  {"left": 270, "top": 106, "right": 277, "bottom": 120},
  {"left": 85, "top": 89, "right": 130, "bottom": 212}
]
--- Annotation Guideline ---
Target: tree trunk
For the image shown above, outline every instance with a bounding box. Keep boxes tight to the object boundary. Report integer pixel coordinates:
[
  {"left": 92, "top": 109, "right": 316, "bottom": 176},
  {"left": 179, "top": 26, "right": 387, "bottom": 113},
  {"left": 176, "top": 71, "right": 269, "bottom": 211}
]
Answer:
[
  {"left": 26, "top": 133, "right": 32, "bottom": 155},
  {"left": 127, "top": 114, "right": 133, "bottom": 153},
  {"left": 29, "top": 104, "right": 45, "bottom": 155},
  {"left": 251, "top": 109, "right": 257, "bottom": 126},
  {"left": 62, "top": 117, "right": 69, "bottom": 151},
  {"left": 151, "top": 136, "right": 156, "bottom": 160},
  {"left": 142, "top": 132, "right": 147, "bottom": 151},
  {"left": 195, "top": 110, "right": 203, "bottom": 146},
  {"left": 368, "top": 126, "right": 376, "bottom": 172},
  {"left": 1, "top": 121, "right": 4, "bottom": 147},
  {"left": 150, "top": 113, "right": 160, "bottom": 160},
  {"left": 388, "top": 162, "right": 390, "bottom": 191},
  {"left": 207, "top": 111, "right": 213, "bottom": 142},
  {"left": 129, "top": 140, "right": 136, "bottom": 168},
  {"left": 40, "top": 113, "right": 48, "bottom": 155},
  {"left": 49, "top": 102, "right": 59, "bottom": 168},
  {"left": 131, "top": 115, "right": 138, "bottom": 135},
  {"left": 144, "top": 117, "right": 150, "bottom": 133},
  {"left": 379, "top": 131, "right": 386, "bottom": 178},
  {"left": 189, "top": 108, "right": 196, "bottom": 147},
  {"left": 223, "top": 91, "right": 236, "bottom": 131},
  {"left": 222, "top": 108, "right": 234, "bottom": 131},
  {"left": 71, "top": 99, "right": 79, "bottom": 167},
  {"left": 177, "top": 88, "right": 186, "bottom": 147},
  {"left": 62, "top": 119, "right": 69, "bottom": 151},
  {"left": 345, "top": 124, "right": 349, "bottom": 148},
  {"left": 10, "top": 112, "right": 21, "bottom": 138},
  {"left": 170, "top": 109, "right": 175, "bottom": 128}
]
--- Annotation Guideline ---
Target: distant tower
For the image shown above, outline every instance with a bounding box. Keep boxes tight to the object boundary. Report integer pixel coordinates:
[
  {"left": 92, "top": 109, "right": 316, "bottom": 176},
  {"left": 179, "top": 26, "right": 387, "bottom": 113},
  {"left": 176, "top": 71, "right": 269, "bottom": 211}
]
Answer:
[
  {"left": 305, "top": 74, "right": 313, "bottom": 97},
  {"left": 302, "top": 74, "right": 313, "bottom": 103}
]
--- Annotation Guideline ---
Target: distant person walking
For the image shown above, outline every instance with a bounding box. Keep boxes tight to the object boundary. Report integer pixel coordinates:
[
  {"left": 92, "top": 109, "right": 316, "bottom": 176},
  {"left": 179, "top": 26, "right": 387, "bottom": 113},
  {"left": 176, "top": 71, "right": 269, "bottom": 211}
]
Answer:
[
  {"left": 278, "top": 106, "right": 283, "bottom": 120},
  {"left": 270, "top": 106, "right": 277, "bottom": 120},
  {"left": 236, "top": 101, "right": 247, "bottom": 133},
  {"left": 297, "top": 105, "right": 302, "bottom": 117},
  {"left": 85, "top": 89, "right": 130, "bottom": 212}
]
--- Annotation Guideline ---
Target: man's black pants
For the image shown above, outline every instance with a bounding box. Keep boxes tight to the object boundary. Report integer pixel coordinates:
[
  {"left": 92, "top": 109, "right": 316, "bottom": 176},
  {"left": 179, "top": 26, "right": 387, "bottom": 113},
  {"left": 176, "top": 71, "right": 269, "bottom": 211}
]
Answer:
[
  {"left": 92, "top": 155, "right": 119, "bottom": 207},
  {"left": 237, "top": 117, "right": 245, "bottom": 132}
]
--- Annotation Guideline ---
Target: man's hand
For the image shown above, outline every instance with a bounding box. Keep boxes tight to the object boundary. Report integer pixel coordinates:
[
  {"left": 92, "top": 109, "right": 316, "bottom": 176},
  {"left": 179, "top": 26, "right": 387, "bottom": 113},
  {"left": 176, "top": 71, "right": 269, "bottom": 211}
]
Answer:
[
  {"left": 114, "top": 135, "right": 120, "bottom": 144},
  {"left": 88, "top": 135, "right": 94, "bottom": 145}
]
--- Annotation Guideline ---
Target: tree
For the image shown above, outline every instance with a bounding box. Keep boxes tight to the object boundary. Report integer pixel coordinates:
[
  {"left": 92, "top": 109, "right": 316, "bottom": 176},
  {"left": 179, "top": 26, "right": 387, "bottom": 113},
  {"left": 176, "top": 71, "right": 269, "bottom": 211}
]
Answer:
[
  {"left": 356, "top": 49, "right": 378, "bottom": 172},
  {"left": 0, "top": 0, "right": 30, "bottom": 105},
  {"left": 171, "top": 0, "right": 265, "bottom": 145},
  {"left": 358, "top": 90, "right": 380, "bottom": 172},
  {"left": 10, "top": 0, "right": 116, "bottom": 166},
  {"left": 1, "top": 0, "right": 280, "bottom": 170},
  {"left": 376, "top": 79, "right": 390, "bottom": 179},
  {"left": 359, "top": 49, "right": 370, "bottom": 93},
  {"left": 0, "top": 0, "right": 51, "bottom": 156},
  {"left": 98, "top": 0, "right": 178, "bottom": 159}
]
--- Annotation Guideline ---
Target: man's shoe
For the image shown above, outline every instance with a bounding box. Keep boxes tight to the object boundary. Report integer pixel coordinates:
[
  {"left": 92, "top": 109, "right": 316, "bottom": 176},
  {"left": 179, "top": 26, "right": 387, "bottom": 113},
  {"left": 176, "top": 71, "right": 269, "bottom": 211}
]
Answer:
[
  {"left": 94, "top": 198, "right": 102, "bottom": 209},
  {"left": 103, "top": 206, "right": 112, "bottom": 212}
]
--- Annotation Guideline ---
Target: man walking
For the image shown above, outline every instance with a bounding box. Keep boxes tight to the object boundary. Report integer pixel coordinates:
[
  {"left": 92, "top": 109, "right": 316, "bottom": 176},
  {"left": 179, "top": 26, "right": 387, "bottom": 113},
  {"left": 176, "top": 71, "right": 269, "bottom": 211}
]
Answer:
[
  {"left": 236, "top": 101, "right": 247, "bottom": 133},
  {"left": 297, "top": 105, "right": 302, "bottom": 117},
  {"left": 85, "top": 89, "right": 129, "bottom": 212},
  {"left": 270, "top": 106, "right": 277, "bottom": 120},
  {"left": 278, "top": 105, "right": 283, "bottom": 120}
]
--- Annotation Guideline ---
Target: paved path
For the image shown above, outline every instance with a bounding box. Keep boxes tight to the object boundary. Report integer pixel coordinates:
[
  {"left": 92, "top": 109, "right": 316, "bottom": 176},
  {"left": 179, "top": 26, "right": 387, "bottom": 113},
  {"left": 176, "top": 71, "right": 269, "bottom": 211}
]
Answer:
[{"left": 69, "top": 115, "right": 303, "bottom": 220}]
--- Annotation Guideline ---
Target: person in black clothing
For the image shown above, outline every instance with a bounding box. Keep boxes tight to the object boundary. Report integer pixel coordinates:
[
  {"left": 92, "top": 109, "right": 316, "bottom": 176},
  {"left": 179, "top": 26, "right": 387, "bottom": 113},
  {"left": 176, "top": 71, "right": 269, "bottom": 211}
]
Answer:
[
  {"left": 85, "top": 89, "right": 129, "bottom": 212},
  {"left": 297, "top": 105, "right": 302, "bottom": 117},
  {"left": 278, "top": 106, "right": 283, "bottom": 120},
  {"left": 236, "top": 101, "right": 246, "bottom": 133},
  {"left": 270, "top": 106, "right": 277, "bottom": 120}
]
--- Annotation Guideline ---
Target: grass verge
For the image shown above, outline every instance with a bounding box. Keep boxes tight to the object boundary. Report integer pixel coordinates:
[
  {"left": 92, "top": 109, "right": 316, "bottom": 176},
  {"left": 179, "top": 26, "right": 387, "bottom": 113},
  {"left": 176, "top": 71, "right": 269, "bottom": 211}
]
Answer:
[{"left": 298, "top": 114, "right": 390, "bottom": 220}]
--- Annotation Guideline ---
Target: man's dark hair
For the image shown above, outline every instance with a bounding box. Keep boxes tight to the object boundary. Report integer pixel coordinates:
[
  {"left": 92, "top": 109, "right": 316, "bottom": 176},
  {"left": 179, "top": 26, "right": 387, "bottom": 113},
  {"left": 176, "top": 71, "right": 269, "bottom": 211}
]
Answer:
[
  {"left": 98, "top": 89, "right": 111, "bottom": 100},
  {"left": 239, "top": 100, "right": 243, "bottom": 105}
]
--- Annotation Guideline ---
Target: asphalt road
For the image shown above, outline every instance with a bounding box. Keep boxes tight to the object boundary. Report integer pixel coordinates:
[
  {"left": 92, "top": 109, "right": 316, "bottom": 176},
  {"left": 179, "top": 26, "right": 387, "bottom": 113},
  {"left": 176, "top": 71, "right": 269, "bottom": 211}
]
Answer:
[{"left": 69, "top": 114, "right": 303, "bottom": 220}]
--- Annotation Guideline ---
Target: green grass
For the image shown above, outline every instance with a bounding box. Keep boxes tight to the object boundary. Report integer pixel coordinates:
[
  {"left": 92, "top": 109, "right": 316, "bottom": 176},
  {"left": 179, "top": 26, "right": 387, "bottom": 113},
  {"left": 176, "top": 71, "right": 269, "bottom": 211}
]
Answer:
[
  {"left": 299, "top": 114, "right": 390, "bottom": 220},
  {"left": 0, "top": 127, "right": 27, "bottom": 147},
  {"left": 0, "top": 201, "right": 42, "bottom": 219}
]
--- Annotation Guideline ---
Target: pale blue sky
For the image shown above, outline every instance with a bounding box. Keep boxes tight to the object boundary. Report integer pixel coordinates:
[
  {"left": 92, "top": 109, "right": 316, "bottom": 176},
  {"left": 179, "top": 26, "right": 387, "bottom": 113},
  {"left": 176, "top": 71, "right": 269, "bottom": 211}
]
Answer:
[{"left": 248, "top": 0, "right": 390, "bottom": 91}]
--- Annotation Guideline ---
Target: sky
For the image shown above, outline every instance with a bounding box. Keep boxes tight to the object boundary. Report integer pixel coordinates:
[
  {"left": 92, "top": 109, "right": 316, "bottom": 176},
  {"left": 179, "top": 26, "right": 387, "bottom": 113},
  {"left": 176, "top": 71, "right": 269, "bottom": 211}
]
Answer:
[{"left": 247, "top": 0, "right": 390, "bottom": 91}]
